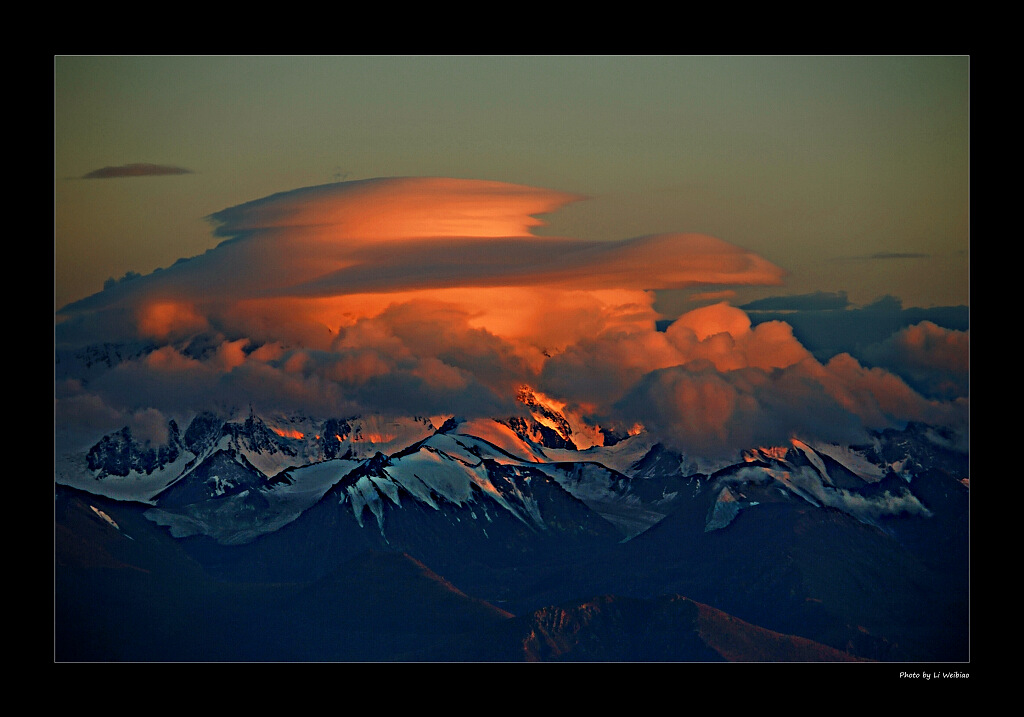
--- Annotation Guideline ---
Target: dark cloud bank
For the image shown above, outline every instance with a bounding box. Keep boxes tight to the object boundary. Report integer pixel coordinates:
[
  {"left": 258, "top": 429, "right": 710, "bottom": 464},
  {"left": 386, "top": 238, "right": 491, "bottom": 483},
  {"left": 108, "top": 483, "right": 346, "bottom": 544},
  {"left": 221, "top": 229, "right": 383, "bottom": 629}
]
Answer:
[{"left": 740, "top": 293, "right": 968, "bottom": 368}]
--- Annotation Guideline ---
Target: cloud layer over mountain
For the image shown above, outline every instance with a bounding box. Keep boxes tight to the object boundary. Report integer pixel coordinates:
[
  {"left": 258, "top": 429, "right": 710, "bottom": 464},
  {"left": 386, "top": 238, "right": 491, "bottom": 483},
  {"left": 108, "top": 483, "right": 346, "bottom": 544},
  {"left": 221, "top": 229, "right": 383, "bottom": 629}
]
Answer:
[{"left": 55, "top": 177, "right": 969, "bottom": 457}]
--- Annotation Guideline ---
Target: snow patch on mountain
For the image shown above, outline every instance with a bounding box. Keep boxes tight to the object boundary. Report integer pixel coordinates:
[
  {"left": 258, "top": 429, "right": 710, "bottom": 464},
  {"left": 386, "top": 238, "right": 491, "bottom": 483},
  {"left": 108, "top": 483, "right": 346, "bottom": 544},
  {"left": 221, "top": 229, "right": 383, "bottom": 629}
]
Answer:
[
  {"left": 453, "top": 418, "right": 551, "bottom": 462},
  {"left": 389, "top": 448, "right": 482, "bottom": 507},
  {"left": 144, "top": 457, "right": 361, "bottom": 544},
  {"left": 791, "top": 439, "right": 831, "bottom": 486},
  {"left": 705, "top": 486, "right": 747, "bottom": 532},
  {"left": 333, "top": 442, "right": 576, "bottom": 540},
  {"left": 552, "top": 434, "right": 655, "bottom": 475},
  {"left": 430, "top": 430, "right": 532, "bottom": 466},
  {"left": 280, "top": 459, "right": 363, "bottom": 503},
  {"left": 810, "top": 441, "right": 887, "bottom": 483},
  {"left": 570, "top": 434, "right": 731, "bottom": 479},
  {"left": 344, "top": 474, "right": 394, "bottom": 530},
  {"left": 55, "top": 450, "right": 192, "bottom": 504},
  {"left": 712, "top": 450, "right": 933, "bottom": 527},
  {"left": 343, "top": 415, "right": 437, "bottom": 456},
  {"left": 90, "top": 505, "right": 120, "bottom": 530},
  {"left": 207, "top": 474, "right": 235, "bottom": 497}
]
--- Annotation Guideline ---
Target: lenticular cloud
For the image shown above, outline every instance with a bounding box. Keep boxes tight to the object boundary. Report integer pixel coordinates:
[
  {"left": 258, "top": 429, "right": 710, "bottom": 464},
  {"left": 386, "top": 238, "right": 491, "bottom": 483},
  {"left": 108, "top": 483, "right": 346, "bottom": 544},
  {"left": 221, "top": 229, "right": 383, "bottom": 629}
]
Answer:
[
  {"left": 60, "top": 177, "right": 785, "bottom": 343},
  {"left": 56, "top": 177, "right": 967, "bottom": 457}
]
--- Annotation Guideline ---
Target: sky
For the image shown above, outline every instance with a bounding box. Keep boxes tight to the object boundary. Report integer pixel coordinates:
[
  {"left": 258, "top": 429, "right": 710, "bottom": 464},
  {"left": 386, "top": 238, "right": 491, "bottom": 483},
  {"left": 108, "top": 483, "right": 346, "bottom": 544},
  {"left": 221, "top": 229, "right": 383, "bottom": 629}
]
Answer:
[
  {"left": 55, "top": 55, "right": 968, "bottom": 312},
  {"left": 54, "top": 56, "right": 970, "bottom": 458}
]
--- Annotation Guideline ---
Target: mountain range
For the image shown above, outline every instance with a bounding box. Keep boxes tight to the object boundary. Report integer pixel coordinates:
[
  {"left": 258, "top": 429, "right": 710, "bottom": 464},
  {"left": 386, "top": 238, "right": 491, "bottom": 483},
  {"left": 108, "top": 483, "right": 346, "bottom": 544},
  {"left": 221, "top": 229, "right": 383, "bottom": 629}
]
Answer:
[{"left": 54, "top": 390, "right": 969, "bottom": 662}]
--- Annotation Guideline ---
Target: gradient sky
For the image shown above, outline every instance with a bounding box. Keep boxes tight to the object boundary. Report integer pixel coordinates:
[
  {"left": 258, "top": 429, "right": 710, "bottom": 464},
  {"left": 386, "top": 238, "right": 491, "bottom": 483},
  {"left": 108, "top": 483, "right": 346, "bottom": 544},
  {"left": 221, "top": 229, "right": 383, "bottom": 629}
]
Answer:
[{"left": 54, "top": 55, "right": 969, "bottom": 313}]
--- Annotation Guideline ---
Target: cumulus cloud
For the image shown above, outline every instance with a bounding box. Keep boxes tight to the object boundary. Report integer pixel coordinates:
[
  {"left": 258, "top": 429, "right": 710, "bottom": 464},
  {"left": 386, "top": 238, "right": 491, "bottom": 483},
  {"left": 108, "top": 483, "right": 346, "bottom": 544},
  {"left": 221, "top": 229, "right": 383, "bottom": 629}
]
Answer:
[
  {"left": 55, "top": 177, "right": 968, "bottom": 458},
  {"left": 815, "top": 352, "right": 967, "bottom": 435},
  {"left": 858, "top": 321, "right": 969, "bottom": 400},
  {"left": 614, "top": 360, "right": 868, "bottom": 459},
  {"left": 577, "top": 299, "right": 967, "bottom": 458},
  {"left": 81, "top": 163, "right": 193, "bottom": 179}
]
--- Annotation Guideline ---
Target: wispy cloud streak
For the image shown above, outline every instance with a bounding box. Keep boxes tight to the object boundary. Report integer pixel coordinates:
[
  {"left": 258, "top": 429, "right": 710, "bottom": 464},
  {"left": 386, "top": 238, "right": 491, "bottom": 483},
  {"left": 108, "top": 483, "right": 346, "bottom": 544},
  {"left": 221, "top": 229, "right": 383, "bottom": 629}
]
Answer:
[
  {"left": 870, "top": 252, "right": 930, "bottom": 260},
  {"left": 81, "top": 163, "right": 193, "bottom": 179}
]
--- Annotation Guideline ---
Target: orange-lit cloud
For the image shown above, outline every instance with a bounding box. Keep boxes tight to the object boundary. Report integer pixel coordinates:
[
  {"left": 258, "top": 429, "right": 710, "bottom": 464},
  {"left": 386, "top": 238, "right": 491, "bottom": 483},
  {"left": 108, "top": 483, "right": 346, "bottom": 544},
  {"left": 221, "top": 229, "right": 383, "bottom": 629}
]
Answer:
[
  {"left": 61, "top": 178, "right": 783, "bottom": 328},
  {"left": 665, "top": 304, "right": 812, "bottom": 372},
  {"left": 136, "top": 301, "right": 208, "bottom": 340},
  {"left": 207, "top": 177, "right": 577, "bottom": 241}
]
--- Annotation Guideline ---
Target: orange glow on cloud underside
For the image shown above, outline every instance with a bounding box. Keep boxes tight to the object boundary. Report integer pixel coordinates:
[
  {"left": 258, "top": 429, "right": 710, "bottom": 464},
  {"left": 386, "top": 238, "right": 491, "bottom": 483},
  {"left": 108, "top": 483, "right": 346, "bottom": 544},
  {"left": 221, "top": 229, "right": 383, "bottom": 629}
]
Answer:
[
  {"left": 272, "top": 231, "right": 785, "bottom": 299},
  {"left": 223, "top": 286, "right": 660, "bottom": 362},
  {"left": 136, "top": 301, "right": 206, "bottom": 340}
]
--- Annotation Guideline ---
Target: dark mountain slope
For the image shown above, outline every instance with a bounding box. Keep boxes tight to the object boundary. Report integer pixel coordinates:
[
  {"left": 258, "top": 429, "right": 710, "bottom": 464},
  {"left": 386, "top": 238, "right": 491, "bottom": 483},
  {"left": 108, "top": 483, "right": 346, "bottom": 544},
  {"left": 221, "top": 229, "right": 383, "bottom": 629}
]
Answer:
[
  {"left": 426, "top": 593, "right": 866, "bottom": 662},
  {"left": 604, "top": 496, "right": 966, "bottom": 661}
]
